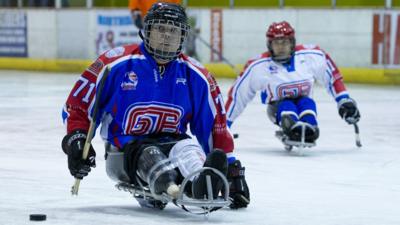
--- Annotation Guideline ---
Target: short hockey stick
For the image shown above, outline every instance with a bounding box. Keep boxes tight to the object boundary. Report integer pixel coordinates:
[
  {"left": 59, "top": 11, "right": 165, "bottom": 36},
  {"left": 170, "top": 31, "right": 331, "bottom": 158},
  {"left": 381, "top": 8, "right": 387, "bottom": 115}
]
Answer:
[
  {"left": 71, "top": 67, "right": 110, "bottom": 195},
  {"left": 354, "top": 123, "right": 362, "bottom": 148}
]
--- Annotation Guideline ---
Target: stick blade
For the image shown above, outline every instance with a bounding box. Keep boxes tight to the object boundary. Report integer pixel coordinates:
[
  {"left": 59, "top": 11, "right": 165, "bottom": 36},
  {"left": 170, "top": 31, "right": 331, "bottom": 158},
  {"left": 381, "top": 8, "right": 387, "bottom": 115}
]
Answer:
[
  {"left": 71, "top": 179, "right": 81, "bottom": 196},
  {"left": 354, "top": 124, "right": 362, "bottom": 148},
  {"left": 356, "top": 138, "right": 362, "bottom": 148}
]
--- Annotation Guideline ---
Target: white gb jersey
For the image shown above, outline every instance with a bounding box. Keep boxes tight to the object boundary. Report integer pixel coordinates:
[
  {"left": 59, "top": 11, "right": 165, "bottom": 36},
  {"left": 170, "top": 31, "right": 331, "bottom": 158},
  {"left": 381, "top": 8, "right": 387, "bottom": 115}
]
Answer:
[{"left": 225, "top": 44, "right": 349, "bottom": 124}]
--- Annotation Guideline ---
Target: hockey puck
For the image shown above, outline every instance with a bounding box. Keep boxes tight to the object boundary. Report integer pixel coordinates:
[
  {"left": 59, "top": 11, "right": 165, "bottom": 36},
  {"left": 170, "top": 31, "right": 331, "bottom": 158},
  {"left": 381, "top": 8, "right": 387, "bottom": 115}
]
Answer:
[
  {"left": 233, "top": 133, "right": 239, "bottom": 139},
  {"left": 29, "top": 214, "right": 46, "bottom": 221}
]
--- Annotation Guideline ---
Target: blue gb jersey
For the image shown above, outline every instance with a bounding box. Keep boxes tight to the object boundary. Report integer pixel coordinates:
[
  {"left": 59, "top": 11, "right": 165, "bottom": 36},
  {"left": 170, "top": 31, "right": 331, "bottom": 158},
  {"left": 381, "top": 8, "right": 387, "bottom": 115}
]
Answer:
[{"left": 62, "top": 43, "right": 234, "bottom": 156}]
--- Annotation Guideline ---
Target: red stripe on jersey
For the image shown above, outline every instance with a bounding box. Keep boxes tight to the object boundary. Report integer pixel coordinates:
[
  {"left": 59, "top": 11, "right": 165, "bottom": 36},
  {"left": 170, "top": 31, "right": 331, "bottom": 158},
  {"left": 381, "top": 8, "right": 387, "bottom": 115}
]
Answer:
[
  {"left": 64, "top": 44, "right": 141, "bottom": 133},
  {"left": 296, "top": 44, "right": 347, "bottom": 95},
  {"left": 295, "top": 44, "right": 321, "bottom": 52},
  {"left": 333, "top": 79, "right": 346, "bottom": 94},
  {"left": 225, "top": 86, "right": 235, "bottom": 113},
  {"left": 239, "top": 52, "right": 270, "bottom": 77},
  {"left": 182, "top": 55, "right": 234, "bottom": 154},
  {"left": 325, "top": 52, "right": 347, "bottom": 94},
  {"left": 113, "top": 137, "right": 122, "bottom": 149}
]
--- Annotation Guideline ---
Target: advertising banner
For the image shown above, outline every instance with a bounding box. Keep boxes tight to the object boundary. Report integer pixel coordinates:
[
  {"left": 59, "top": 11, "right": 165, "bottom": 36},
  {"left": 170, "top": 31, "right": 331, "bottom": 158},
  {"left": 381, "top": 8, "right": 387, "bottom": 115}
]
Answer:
[
  {"left": 96, "top": 10, "right": 141, "bottom": 55},
  {"left": 372, "top": 12, "right": 400, "bottom": 66},
  {"left": 210, "top": 9, "right": 223, "bottom": 62},
  {"left": 0, "top": 11, "right": 27, "bottom": 57}
]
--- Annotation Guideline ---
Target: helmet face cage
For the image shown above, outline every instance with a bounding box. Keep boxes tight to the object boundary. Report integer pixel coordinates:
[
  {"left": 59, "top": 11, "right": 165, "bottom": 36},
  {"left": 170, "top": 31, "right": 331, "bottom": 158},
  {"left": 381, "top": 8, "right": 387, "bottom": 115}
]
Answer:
[
  {"left": 143, "top": 3, "right": 190, "bottom": 63},
  {"left": 267, "top": 37, "right": 295, "bottom": 64}
]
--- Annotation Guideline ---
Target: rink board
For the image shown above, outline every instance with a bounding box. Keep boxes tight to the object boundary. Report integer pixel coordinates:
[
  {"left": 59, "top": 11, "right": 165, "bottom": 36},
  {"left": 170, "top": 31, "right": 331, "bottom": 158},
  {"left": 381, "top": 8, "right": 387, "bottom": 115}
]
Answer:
[{"left": 1, "top": 57, "right": 400, "bottom": 85}]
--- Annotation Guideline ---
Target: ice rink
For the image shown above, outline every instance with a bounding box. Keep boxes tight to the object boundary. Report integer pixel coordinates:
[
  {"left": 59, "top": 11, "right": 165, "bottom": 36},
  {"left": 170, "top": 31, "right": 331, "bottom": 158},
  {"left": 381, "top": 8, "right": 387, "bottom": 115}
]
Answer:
[{"left": 0, "top": 70, "right": 399, "bottom": 225}]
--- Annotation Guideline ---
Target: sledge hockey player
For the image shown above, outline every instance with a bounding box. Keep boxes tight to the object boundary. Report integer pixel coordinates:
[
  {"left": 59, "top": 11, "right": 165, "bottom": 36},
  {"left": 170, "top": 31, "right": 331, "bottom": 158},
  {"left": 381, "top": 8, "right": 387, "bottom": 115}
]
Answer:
[
  {"left": 225, "top": 21, "right": 361, "bottom": 150},
  {"left": 61, "top": 3, "right": 249, "bottom": 211}
]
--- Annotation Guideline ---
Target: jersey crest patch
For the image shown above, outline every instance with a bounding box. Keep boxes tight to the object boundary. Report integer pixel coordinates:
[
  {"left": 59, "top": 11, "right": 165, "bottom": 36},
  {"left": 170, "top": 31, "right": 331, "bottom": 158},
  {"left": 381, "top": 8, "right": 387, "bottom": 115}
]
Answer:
[
  {"left": 277, "top": 80, "right": 312, "bottom": 99},
  {"left": 121, "top": 71, "right": 139, "bottom": 90}
]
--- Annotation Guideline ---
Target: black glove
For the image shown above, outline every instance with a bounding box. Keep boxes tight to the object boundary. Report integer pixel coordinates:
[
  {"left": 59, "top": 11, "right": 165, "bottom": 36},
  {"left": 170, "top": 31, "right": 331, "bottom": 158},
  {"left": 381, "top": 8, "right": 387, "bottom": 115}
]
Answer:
[
  {"left": 62, "top": 130, "right": 96, "bottom": 179},
  {"left": 338, "top": 98, "right": 360, "bottom": 124},
  {"left": 227, "top": 160, "right": 250, "bottom": 209}
]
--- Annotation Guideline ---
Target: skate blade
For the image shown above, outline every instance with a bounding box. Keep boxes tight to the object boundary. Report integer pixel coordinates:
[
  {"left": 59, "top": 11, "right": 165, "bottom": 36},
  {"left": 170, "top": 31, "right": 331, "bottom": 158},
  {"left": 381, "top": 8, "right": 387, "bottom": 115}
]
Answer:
[
  {"left": 284, "top": 140, "right": 315, "bottom": 156},
  {"left": 284, "top": 139, "right": 315, "bottom": 148},
  {"left": 276, "top": 130, "right": 315, "bottom": 153}
]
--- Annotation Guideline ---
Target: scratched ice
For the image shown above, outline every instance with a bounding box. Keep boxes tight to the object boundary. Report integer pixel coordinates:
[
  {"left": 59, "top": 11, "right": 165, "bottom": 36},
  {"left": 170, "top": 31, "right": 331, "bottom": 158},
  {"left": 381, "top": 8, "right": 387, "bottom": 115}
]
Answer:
[{"left": 0, "top": 70, "right": 399, "bottom": 225}]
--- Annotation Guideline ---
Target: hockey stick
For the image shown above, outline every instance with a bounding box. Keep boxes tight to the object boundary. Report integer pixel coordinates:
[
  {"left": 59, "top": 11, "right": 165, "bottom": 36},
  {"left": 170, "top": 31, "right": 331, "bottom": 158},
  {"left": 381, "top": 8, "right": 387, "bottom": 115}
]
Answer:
[
  {"left": 71, "top": 67, "right": 110, "bottom": 195},
  {"left": 343, "top": 111, "right": 362, "bottom": 148},
  {"left": 353, "top": 123, "right": 362, "bottom": 148}
]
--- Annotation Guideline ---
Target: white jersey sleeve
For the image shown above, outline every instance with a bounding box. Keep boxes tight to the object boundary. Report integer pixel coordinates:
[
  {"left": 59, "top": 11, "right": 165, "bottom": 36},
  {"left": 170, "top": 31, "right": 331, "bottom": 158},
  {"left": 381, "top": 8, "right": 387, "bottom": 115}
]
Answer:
[
  {"left": 225, "top": 55, "right": 271, "bottom": 126},
  {"left": 304, "top": 46, "right": 349, "bottom": 102}
]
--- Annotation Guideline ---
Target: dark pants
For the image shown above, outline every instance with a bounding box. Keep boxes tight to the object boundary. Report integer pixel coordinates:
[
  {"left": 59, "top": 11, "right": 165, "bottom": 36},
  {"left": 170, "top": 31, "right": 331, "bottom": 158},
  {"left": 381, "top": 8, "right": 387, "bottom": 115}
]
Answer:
[{"left": 106, "top": 133, "right": 189, "bottom": 186}]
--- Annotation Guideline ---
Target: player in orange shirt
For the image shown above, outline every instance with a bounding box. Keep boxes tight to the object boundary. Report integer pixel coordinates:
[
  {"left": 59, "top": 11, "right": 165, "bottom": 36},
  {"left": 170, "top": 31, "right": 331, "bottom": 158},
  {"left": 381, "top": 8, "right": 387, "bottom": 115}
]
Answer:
[{"left": 129, "top": 0, "right": 181, "bottom": 29}]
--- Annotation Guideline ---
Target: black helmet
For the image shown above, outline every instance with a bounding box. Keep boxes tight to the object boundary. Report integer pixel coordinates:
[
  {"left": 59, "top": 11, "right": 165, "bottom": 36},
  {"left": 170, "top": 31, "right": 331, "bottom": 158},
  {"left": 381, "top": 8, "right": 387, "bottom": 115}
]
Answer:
[{"left": 142, "top": 3, "right": 190, "bottom": 63}]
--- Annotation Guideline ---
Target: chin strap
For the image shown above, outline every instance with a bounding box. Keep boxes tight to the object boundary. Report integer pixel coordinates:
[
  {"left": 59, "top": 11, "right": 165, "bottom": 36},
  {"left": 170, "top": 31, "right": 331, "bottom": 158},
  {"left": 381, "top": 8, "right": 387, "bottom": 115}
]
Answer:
[{"left": 138, "top": 30, "right": 144, "bottom": 40}]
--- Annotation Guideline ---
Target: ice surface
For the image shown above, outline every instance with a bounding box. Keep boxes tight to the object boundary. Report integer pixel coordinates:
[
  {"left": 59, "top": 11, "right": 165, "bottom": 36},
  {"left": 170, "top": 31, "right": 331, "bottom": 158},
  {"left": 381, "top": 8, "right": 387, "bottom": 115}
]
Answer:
[{"left": 0, "top": 70, "right": 399, "bottom": 225}]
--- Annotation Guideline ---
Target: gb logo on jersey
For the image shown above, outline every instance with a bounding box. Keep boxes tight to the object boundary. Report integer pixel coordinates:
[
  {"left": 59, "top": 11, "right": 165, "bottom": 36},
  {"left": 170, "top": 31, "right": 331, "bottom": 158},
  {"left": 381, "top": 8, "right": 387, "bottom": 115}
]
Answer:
[
  {"left": 277, "top": 80, "right": 312, "bottom": 99},
  {"left": 123, "top": 102, "right": 183, "bottom": 135}
]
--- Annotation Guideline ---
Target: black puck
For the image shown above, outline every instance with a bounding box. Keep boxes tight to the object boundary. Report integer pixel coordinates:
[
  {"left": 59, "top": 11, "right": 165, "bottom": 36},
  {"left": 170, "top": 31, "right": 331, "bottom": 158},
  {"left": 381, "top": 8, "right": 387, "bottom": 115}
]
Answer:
[
  {"left": 29, "top": 214, "right": 46, "bottom": 221},
  {"left": 233, "top": 133, "right": 239, "bottom": 139}
]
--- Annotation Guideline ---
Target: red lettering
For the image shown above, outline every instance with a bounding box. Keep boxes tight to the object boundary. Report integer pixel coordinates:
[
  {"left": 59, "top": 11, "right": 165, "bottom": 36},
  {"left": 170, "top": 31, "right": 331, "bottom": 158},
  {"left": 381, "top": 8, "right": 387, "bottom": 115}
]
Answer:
[
  {"left": 124, "top": 104, "right": 182, "bottom": 135},
  {"left": 372, "top": 14, "right": 391, "bottom": 65},
  {"left": 394, "top": 15, "right": 400, "bottom": 64},
  {"left": 277, "top": 81, "right": 312, "bottom": 99},
  {"left": 210, "top": 9, "right": 223, "bottom": 62}
]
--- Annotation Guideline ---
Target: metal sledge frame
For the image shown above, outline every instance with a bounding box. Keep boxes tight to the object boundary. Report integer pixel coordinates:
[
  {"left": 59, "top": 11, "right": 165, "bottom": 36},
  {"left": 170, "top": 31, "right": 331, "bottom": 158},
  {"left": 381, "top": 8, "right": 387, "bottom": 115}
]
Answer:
[
  {"left": 116, "top": 157, "right": 231, "bottom": 215},
  {"left": 275, "top": 121, "right": 316, "bottom": 154},
  {"left": 174, "top": 167, "right": 230, "bottom": 215}
]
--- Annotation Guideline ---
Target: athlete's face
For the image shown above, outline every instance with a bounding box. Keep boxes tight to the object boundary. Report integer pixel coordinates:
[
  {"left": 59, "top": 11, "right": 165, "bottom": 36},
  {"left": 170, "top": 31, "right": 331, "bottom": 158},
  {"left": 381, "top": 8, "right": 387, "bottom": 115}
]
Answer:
[
  {"left": 149, "top": 23, "right": 182, "bottom": 55},
  {"left": 270, "top": 37, "right": 292, "bottom": 60}
]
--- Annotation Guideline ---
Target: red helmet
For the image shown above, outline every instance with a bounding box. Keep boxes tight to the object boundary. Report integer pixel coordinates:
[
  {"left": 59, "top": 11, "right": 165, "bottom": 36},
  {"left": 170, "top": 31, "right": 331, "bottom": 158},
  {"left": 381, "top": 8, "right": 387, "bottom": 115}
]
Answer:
[
  {"left": 266, "top": 21, "right": 295, "bottom": 41},
  {"left": 266, "top": 21, "right": 295, "bottom": 63}
]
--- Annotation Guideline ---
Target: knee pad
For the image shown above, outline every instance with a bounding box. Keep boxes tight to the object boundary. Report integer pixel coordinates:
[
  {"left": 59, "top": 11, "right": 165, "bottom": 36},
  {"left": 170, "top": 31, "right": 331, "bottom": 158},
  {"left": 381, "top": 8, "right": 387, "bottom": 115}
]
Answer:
[
  {"left": 297, "top": 97, "right": 317, "bottom": 126},
  {"left": 297, "top": 97, "right": 317, "bottom": 114},
  {"left": 137, "top": 146, "right": 167, "bottom": 181},
  {"left": 297, "top": 96, "right": 316, "bottom": 107},
  {"left": 137, "top": 145, "right": 178, "bottom": 195},
  {"left": 169, "top": 139, "right": 206, "bottom": 180},
  {"left": 277, "top": 99, "right": 299, "bottom": 125},
  {"left": 123, "top": 134, "right": 190, "bottom": 185}
]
